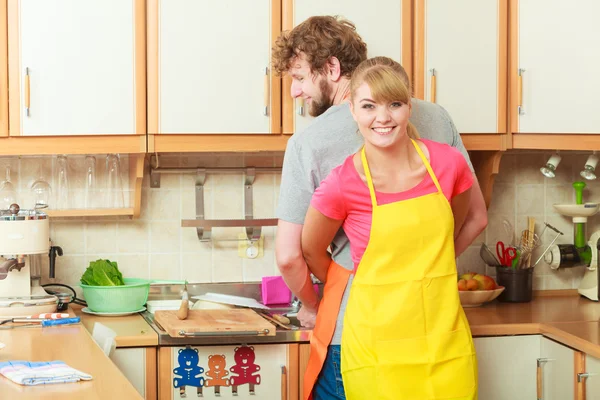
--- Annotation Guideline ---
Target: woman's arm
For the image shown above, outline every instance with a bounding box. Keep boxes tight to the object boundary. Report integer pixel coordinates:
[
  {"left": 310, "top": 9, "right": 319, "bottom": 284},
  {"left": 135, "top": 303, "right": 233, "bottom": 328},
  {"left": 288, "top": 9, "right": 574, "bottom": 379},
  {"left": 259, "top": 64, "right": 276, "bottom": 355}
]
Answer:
[
  {"left": 451, "top": 187, "right": 472, "bottom": 240},
  {"left": 301, "top": 206, "right": 344, "bottom": 283}
]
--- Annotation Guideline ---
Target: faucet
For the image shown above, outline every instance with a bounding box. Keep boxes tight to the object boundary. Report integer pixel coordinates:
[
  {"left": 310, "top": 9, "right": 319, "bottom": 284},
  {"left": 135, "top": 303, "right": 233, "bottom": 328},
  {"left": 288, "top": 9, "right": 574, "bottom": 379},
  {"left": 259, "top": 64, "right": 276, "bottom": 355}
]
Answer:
[{"left": 291, "top": 295, "right": 301, "bottom": 312}]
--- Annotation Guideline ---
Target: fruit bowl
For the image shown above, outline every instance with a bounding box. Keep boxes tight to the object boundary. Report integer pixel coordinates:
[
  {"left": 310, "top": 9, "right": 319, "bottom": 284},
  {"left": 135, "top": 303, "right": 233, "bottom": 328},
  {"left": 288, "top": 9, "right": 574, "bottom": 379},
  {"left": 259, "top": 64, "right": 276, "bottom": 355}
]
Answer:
[{"left": 459, "top": 287, "right": 505, "bottom": 307}]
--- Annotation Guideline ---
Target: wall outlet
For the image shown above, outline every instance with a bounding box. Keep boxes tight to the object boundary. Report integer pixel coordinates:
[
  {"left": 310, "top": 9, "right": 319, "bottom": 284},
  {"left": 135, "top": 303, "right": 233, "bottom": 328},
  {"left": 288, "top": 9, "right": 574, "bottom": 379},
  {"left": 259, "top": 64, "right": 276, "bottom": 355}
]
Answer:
[{"left": 238, "top": 233, "right": 264, "bottom": 259}]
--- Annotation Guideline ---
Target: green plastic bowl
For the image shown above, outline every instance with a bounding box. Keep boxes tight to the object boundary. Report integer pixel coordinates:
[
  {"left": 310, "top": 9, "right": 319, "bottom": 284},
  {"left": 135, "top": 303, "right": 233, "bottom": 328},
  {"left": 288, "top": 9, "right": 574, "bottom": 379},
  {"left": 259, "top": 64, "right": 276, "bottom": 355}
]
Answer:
[{"left": 80, "top": 278, "right": 150, "bottom": 313}]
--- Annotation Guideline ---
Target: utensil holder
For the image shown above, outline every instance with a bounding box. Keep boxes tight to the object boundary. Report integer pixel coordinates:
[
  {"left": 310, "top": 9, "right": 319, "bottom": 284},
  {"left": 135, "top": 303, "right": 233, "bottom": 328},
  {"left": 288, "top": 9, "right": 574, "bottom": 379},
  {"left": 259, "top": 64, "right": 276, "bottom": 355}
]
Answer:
[{"left": 496, "top": 267, "right": 533, "bottom": 303}]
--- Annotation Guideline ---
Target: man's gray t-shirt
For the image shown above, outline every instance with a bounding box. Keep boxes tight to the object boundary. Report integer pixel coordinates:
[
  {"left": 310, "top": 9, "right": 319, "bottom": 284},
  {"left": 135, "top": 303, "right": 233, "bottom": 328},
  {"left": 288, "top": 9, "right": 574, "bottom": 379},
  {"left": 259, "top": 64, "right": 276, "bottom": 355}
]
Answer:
[{"left": 275, "top": 98, "right": 474, "bottom": 345}]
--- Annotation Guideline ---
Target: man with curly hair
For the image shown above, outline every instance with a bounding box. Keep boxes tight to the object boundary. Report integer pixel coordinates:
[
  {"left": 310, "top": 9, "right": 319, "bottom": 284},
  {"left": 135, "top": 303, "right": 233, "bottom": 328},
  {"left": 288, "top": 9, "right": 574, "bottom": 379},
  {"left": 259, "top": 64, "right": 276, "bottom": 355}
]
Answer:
[{"left": 272, "top": 16, "right": 488, "bottom": 400}]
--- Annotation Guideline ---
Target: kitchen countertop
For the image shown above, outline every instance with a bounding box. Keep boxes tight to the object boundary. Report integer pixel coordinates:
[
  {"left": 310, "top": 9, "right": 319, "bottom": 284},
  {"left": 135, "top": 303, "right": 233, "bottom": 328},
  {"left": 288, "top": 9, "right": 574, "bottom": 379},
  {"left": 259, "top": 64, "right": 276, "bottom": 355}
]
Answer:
[
  {"left": 72, "top": 291, "right": 600, "bottom": 359},
  {"left": 0, "top": 318, "right": 142, "bottom": 399},
  {"left": 72, "top": 305, "right": 158, "bottom": 347}
]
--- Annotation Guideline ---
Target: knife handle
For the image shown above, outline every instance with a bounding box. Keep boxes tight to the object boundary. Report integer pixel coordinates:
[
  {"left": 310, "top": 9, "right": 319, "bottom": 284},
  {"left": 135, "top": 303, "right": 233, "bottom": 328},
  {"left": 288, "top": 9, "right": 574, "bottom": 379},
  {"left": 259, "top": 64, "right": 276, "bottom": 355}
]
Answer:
[{"left": 42, "top": 317, "right": 80, "bottom": 327}]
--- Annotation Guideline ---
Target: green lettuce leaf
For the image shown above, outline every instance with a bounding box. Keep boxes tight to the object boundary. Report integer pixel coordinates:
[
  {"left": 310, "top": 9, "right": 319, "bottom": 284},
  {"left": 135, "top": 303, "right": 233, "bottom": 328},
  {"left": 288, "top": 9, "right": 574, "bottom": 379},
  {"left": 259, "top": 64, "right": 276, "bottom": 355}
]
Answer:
[{"left": 81, "top": 259, "right": 125, "bottom": 286}]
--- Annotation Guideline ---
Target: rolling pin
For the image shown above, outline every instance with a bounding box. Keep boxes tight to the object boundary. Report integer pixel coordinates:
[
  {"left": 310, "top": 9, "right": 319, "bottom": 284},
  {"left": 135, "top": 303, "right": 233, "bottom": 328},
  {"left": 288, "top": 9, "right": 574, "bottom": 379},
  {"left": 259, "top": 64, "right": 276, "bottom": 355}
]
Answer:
[{"left": 176, "top": 282, "right": 189, "bottom": 320}]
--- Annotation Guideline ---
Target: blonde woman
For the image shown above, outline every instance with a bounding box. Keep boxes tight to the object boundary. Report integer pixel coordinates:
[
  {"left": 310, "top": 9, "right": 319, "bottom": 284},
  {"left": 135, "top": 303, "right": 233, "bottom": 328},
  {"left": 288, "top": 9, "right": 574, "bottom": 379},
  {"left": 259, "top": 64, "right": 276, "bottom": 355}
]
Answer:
[{"left": 302, "top": 56, "right": 477, "bottom": 399}]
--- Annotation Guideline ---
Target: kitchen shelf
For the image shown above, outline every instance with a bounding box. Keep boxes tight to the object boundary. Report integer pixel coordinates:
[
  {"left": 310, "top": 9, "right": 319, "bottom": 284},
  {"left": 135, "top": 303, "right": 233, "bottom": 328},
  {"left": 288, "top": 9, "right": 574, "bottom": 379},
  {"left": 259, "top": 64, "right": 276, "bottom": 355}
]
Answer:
[
  {"left": 46, "top": 208, "right": 136, "bottom": 218},
  {"left": 512, "top": 134, "right": 600, "bottom": 151},
  {"left": 469, "top": 150, "right": 504, "bottom": 209},
  {"left": 148, "top": 134, "right": 291, "bottom": 153},
  {"left": 0, "top": 135, "right": 146, "bottom": 156},
  {"left": 46, "top": 153, "right": 145, "bottom": 219},
  {"left": 462, "top": 134, "right": 510, "bottom": 151}
]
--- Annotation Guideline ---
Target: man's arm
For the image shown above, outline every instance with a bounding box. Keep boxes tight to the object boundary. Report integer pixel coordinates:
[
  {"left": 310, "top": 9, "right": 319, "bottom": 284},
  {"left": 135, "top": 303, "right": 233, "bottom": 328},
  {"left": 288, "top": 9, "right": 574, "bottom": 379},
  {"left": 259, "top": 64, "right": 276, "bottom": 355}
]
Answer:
[
  {"left": 302, "top": 206, "right": 344, "bottom": 283},
  {"left": 454, "top": 178, "right": 487, "bottom": 257},
  {"left": 275, "top": 220, "right": 319, "bottom": 312},
  {"left": 444, "top": 108, "right": 488, "bottom": 256}
]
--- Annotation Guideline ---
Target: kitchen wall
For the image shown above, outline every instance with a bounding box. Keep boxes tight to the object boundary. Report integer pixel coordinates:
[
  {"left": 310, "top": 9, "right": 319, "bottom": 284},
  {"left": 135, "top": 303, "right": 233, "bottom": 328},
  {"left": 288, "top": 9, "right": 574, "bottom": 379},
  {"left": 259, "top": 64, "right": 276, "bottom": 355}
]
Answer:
[{"left": 3, "top": 149, "right": 599, "bottom": 293}]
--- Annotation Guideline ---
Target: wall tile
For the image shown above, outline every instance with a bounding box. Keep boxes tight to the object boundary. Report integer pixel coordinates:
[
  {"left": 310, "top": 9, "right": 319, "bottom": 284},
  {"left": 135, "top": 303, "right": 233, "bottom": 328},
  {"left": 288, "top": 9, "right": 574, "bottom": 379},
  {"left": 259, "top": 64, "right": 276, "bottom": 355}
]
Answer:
[
  {"left": 150, "top": 254, "right": 181, "bottom": 281},
  {"left": 52, "top": 222, "right": 86, "bottom": 255},
  {"left": 516, "top": 153, "right": 545, "bottom": 184},
  {"left": 182, "top": 252, "right": 213, "bottom": 283},
  {"left": 85, "top": 222, "right": 117, "bottom": 254},
  {"left": 150, "top": 221, "right": 181, "bottom": 253},
  {"left": 10, "top": 150, "right": 590, "bottom": 293},
  {"left": 516, "top": 185, "right": 544, "bottom": 216},
  {"left": 117, "top": 221, "right": 150, "bottom": 253}
]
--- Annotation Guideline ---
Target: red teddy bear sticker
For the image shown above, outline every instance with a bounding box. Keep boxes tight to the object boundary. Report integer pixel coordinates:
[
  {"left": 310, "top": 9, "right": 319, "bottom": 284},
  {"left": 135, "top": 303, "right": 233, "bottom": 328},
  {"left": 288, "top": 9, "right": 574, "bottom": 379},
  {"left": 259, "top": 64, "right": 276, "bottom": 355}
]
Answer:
[
  {"left": 229, "top": 345, "right": 261, "bottom": 395},
  {"left": 205, "top": 354, "right": 230, "bottom": 396}
]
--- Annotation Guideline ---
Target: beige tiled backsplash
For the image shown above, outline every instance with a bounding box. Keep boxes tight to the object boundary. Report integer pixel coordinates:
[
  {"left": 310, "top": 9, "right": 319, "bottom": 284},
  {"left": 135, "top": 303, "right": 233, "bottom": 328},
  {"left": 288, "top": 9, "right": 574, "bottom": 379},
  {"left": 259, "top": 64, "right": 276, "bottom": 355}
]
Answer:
[
  {"left": 2, "top": 150, "right": 599, "bottom": 293},
  {"left": 460, "top": 150, "right": 600, "bottom": 291}
]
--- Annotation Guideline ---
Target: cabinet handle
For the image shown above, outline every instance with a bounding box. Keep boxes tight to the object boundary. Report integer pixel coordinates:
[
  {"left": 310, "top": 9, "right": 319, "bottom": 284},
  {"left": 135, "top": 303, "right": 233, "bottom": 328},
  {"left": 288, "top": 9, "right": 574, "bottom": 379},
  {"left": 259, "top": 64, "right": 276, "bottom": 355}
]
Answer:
[
  {"left": 536, "top": 358, "right": 554, "bottom": 400},
  {"left": 263, "top": 67, "right": 269, "bottom": 116},
  {"left": 578, "top": 372, "right": 599, "bottom": 382},
  {"left": 24, "top": 67, "right": 30, "bottom": 117},
  {"left": 281, "top": 365, "right": 287, "bottom": 400},
  {"left": 518, "top": 68, "right": 525, "bottom": 115},
  {"left": 429, "top": 68, "right": 437, "bottom": 103},
  {"left": 296, "top": 97, "right": 304, "bottom": 116}
]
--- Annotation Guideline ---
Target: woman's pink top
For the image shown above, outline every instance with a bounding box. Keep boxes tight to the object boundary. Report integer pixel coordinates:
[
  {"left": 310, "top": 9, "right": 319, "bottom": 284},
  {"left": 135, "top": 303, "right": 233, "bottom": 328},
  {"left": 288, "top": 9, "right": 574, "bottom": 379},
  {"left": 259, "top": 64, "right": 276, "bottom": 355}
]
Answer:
[{"left": 311, "top": 139, "right": 474, "bottom": 269}]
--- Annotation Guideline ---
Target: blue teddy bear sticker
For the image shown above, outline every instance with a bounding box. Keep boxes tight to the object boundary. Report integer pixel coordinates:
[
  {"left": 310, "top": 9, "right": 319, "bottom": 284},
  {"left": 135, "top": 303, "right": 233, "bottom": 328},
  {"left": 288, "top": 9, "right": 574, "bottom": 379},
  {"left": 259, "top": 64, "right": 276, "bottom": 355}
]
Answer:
[{"left": 173, "top": 346, "right": 205, "bottom": 398}]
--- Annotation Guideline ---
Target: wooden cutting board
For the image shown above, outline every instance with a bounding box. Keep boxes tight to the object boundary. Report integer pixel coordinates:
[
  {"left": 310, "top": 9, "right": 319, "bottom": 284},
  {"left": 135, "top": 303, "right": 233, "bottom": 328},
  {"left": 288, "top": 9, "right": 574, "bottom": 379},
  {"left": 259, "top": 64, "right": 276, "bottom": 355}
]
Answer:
[{"left": 154, "top": 309, "right": 276, "bottom": 337}]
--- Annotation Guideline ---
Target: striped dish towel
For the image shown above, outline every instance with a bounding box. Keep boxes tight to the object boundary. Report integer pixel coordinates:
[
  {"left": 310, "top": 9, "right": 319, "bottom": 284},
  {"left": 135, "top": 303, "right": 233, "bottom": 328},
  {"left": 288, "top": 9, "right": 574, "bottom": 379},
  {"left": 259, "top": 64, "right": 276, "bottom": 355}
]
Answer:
[{"left": 0, "top": 361, "right": 92, "bottom": 386}]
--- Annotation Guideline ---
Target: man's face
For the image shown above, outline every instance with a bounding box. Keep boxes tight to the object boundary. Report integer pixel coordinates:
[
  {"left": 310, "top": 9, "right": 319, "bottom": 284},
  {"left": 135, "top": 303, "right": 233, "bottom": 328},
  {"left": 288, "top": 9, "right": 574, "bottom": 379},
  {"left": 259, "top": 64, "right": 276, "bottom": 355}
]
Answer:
[{"left": 289, "top": 53, "right": 334, "bottom": 117}]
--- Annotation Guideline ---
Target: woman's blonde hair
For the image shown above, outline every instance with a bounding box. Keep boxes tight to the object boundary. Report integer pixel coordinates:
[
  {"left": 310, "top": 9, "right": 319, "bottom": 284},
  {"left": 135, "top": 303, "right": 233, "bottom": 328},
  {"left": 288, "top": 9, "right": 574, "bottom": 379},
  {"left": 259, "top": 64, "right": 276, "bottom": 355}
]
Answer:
[{"left": 350, "top": 57, "right": 420, "bottom": 139}]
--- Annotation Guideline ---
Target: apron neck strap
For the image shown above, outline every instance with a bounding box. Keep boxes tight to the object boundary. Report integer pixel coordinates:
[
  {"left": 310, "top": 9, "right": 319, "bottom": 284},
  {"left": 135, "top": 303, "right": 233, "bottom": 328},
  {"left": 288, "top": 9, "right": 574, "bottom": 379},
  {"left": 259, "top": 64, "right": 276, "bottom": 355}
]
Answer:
[
  {"left": 410, "top": 140, "right": 443, "bottom": 194},
  {"left": 360, "top": 140, "right": 444, "bottom": 208}
]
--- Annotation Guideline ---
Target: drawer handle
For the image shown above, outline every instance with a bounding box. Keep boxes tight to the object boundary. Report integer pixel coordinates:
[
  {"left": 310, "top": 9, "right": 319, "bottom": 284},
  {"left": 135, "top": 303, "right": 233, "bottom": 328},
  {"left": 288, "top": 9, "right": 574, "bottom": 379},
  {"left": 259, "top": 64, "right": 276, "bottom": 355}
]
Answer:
[
  {"left": 24, "top": 67, "right": 30, "bottom": 117},
  {"left": 178, "top": 329, "right": 270, "bottom": 337},
  {"left": 537, "top": 358, "right": 554, "bottom": 400},
  {"left": 281, "top": 365, "right": 287, "bottom": 400},
  {"left": 578, "top": 372, "right": 599, "bottom": 382},
  {"left": 429, "top": 68, "right": 436, "bottom": 103}
]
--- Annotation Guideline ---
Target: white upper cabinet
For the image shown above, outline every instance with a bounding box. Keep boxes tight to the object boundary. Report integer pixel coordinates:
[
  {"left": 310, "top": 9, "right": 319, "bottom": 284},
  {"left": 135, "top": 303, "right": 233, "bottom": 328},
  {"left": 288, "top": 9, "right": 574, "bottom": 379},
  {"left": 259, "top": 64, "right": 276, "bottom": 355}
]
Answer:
[
  {"left": 515, "top": 0, "right": 600, "bottom": 134},
  {"left": 285, "top": 0, "right": 412, "bottom": 134},
  {"left": 416, "top": 0, "right": 507, "bottom": 134},
  {"left": 150, "top": 0, "right": 280, "bottom": 135},
  {"left": 8, "top": 0, "right": 145, "bottom": 137}
]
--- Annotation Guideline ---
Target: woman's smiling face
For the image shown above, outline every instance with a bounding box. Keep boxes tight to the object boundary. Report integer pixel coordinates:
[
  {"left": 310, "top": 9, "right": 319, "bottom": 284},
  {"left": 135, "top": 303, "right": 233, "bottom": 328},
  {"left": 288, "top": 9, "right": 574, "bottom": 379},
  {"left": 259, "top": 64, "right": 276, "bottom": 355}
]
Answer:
[{"left": 351, "top": 82, "right": 411, "bottom": 149}]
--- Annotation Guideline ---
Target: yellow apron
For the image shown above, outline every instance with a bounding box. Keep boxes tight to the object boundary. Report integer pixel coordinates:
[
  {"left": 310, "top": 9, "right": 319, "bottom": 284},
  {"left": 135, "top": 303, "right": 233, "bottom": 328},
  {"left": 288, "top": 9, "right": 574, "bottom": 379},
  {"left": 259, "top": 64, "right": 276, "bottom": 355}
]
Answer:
[{"left": 341, "top": 141, "right": 477, "bottom": 399}]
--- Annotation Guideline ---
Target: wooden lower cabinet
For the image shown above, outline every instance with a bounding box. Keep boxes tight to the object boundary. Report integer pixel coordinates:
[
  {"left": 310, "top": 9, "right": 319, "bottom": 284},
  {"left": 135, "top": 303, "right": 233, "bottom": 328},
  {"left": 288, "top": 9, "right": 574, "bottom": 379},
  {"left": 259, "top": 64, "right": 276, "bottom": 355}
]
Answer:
[
  {"left": 474, "top": 335, "right": 575, "bottom": 400},
  {"left": 158, "top": 344, "right": 300, "bottom": 400},
  {"left": 111, "top": 347, "right": 158, "bottom": 400}
]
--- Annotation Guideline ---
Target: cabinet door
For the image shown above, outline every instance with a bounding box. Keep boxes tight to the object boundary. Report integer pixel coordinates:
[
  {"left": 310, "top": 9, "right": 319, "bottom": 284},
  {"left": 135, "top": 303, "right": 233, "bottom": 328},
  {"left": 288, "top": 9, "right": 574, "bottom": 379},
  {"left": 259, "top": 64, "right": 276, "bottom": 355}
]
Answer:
[
  {"left": 151, "top": 0, "right": 279, "bottom": 135},
  {"left": 585, "top": 354, "right": 600, "bottom": 399},
  {"left": 540, "top": 337, "right": 574, "bottom": 400},
  {"left": 515, "top": 0, "right": 600, "bottom": 134},
  {"left": 417, "top": 0, "right": 506, "bottom": 134},
  {"left": 0, "top": 0, "right": 7, "bottom": 137},
  {"left": 168, "top": 344, "right": 288, "bottom": 399},
  {"left": 112, "top": 348, "right": 146, "bottom": 398},
  {"left": 474, "top": 335, "right": 540, "bottom": 400},
  {"left": 8, "top": 0, "right": 145, "bottom": 136},
  {"left": 284, "top": 0, "right": 412, "bottom": 134}
]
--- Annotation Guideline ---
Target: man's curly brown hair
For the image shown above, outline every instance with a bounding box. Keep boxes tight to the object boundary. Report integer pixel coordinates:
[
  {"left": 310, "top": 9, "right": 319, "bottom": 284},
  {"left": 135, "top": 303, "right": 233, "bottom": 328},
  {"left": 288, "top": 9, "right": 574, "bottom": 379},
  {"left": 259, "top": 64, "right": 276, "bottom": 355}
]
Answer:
[{"left": 272, "top": 16, "right": 367, "bottom": 78}]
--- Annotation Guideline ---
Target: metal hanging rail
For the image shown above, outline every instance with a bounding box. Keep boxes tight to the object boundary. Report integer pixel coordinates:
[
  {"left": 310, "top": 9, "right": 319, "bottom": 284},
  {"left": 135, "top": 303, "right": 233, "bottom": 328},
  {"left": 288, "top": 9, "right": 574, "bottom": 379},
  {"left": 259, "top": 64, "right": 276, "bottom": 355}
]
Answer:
[{"left": 149, "top": 159, "right": 281, "bottom": 242}]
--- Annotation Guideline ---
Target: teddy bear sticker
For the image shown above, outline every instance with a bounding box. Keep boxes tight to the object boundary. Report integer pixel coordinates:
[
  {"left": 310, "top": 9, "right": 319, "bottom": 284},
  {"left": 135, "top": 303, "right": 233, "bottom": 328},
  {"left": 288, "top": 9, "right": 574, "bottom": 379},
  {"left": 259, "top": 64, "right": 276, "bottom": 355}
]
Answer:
[
  {"left": 229, "top": 345, "right": 261, "bottom": 395},
  {"left": 204, "top": 354, "right": 230, "bottom": 396},
  {"left": 173, "top": 346, "right": 205, "bottom": 398}
]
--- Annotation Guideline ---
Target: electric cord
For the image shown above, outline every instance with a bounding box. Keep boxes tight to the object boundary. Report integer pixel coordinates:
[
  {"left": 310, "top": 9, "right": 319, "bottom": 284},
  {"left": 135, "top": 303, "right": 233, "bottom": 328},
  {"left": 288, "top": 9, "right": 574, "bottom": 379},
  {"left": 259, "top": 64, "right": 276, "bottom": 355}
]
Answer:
[{"left": 42, "top": 283, "right": 87, "bottom": 306}]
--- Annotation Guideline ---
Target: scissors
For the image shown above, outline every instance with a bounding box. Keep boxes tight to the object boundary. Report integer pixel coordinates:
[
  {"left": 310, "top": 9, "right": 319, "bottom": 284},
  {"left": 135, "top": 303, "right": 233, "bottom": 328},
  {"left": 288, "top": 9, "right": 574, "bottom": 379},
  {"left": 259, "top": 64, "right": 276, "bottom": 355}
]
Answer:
[{"left": 496, "top": 241, "right": 517, "bottom": 267}]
